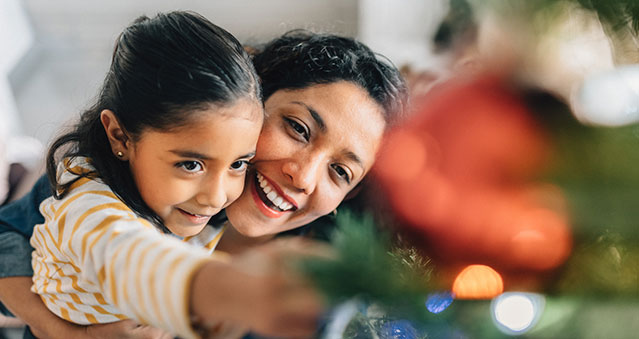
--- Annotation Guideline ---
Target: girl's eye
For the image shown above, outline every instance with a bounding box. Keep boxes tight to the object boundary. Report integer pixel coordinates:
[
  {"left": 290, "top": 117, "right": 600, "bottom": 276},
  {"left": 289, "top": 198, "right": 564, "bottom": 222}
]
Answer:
[
  {"left": 285, "top": 117, "right": 309, "bottom": 141},
  {"left": 177, "top": 161, "right": 203, "bottom": 173},
  {"left": 331, "top": 164, "right": 351, "bottom": 184},
  {"left": 230, "top": 160, "right": 250, "bottom": 172}
]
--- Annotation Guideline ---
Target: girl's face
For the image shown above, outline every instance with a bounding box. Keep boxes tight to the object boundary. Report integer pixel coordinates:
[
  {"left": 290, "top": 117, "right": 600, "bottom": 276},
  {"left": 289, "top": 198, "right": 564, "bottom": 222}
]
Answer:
[
  {"left": 225, "top": 81, "right": 386, "bottom": 237},
  {"left": 127, "top": 99, "right": 263, "bottom": 237}
]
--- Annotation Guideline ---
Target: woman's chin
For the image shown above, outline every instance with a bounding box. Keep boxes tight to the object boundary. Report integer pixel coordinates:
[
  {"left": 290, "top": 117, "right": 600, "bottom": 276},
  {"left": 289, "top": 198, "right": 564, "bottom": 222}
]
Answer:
[{"left": 236, "top": 226, "right": 277, "bottom": 241}]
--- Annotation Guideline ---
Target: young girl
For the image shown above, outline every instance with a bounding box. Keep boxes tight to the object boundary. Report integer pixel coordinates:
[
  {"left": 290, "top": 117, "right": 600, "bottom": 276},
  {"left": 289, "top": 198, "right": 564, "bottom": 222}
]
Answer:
[{"left": 29, "top": 11, "right": 268, "bottom": 338}]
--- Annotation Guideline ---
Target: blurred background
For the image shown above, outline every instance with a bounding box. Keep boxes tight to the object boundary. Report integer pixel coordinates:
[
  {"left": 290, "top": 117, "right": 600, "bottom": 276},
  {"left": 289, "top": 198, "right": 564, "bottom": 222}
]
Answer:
[
  {"left": 1, "top": 0, "right": 449, "bottom": 145},
  {"left": 2, "top": 0, "right": 639, "bottom": 338}
]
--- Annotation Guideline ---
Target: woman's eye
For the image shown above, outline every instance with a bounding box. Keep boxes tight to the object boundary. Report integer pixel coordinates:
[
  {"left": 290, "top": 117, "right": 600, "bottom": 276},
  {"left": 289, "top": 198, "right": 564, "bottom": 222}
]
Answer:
[
  {"left": 177, "top": 161, "right": 203, "bottom": 173},
  {"left": 331, "top": 164, "right": 351, "bottom": 184},
  {"left": 230, "top": 160, "right": 249, "bottom": 172},
  {"left": 285, "top": 117, "right": 309, "bottom": 141}
]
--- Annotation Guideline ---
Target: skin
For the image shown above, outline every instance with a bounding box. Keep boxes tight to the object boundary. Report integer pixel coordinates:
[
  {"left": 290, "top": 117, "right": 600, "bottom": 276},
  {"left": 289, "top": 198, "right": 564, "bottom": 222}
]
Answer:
[
  {"left": 219, "top": 81, "right": 386, "bottom": 253},
  {"left": 0, "top": 82, "right": 387, "bottom": 338},
  {"left": 101, "top": 98, "right": 263, "bottom": 237}
]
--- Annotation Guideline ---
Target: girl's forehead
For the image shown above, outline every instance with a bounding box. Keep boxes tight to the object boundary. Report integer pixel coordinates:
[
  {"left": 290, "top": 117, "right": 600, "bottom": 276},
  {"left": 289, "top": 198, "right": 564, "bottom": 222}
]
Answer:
[
  {"left": 200, "top": 98, "right": 264, "bottom": 122},
  {"left": 163, "top": 98, "right": 263, "bottom": 133}
]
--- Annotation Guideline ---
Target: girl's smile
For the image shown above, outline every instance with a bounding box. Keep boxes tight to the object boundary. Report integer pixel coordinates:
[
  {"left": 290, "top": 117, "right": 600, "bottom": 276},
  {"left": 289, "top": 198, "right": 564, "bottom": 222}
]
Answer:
[
  {"left": 125, "top": 99, "right": 263, "bottom": 237},
  {"left": 176, "top": 208, "right": 214, "bottom": 225}
]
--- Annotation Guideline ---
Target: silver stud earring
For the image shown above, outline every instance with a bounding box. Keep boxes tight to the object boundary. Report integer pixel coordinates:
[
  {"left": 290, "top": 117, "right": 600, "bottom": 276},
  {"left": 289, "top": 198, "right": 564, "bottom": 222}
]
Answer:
[{"left": 116, "top": 151, "right": 124, "bottom": 158}]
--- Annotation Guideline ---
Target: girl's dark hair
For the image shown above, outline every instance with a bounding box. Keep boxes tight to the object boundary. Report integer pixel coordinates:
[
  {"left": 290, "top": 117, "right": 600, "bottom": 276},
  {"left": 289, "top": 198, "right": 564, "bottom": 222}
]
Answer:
[
  {"left": 46, "top": 11, "right": 260, "bottom": 230},
  {"left": 252, "top": 30, "right": 408, "bottom": 127}
]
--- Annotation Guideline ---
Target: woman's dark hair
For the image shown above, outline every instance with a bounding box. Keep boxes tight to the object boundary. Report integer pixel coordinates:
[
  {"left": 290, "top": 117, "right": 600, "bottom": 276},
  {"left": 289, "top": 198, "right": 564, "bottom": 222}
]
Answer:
[
  {"left": 252, "top": 30, "right": 408, "bottom": 127},
  {"left": 256, "top": 31, "right": 408, "bottom": 239},
  {"left": 46, "top": 11, "right": 260, "bottom": 231}
]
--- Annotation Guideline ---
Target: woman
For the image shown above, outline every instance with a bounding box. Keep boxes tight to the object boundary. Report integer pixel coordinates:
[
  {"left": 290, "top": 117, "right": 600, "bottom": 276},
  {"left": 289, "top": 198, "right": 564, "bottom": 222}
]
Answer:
[{"left": 0, "top": 30, "right": 407, "bottom": 338}]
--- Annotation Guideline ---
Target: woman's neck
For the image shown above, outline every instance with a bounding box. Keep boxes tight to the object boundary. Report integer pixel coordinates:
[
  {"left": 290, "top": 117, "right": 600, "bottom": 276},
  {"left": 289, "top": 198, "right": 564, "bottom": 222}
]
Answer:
[{"left": 216, "top": 221, "right": 275, "bottom": 255}]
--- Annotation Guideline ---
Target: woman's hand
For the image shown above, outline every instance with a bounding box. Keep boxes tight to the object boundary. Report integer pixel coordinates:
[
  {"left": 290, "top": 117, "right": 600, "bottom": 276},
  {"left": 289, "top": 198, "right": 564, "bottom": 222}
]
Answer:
[
  {"left": 85, "top": 320, "right": 174, "bottom": 339},
  {"left": 190, "top": 238, "right": 334, "bottom": 338},
  {"left": 0, "top": 277, "right": 172, "bottom": 339},
  {"left": 0, "top": 276, "right": 86, "bottom": 339}
]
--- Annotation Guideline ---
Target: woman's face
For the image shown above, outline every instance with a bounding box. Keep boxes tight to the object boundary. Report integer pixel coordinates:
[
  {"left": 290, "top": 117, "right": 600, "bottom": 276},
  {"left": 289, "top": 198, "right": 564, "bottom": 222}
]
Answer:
[{"left": 225, "top": 81, "right": 386, "bottom": 237}]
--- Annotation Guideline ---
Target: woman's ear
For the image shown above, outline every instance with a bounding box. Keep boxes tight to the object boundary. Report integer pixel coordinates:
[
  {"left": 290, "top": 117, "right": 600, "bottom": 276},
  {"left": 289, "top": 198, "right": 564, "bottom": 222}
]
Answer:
[{"left": 100, "top": 110, "right": 130, "bottom": 160}]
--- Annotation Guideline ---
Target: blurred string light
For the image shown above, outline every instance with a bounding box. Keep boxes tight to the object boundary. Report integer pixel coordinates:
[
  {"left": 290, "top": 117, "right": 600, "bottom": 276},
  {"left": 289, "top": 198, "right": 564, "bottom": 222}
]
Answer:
[
  {"left": 379, "top": 320, "right": 419, "bottom": 339},
  {"left": 491, "top": 292, "right": 545, "bottom": 336},
  {"left": 322, "top": 300, "right": 360, "bottom": 339},
  {"left": 572, "top": 65, "right": 639, "bottom": 127},
  {"left": 452, "top": 264, "right": 503, "bottom": 299},
  {"left": 425, "top": 291, "right": 454, "bottom": 313}
]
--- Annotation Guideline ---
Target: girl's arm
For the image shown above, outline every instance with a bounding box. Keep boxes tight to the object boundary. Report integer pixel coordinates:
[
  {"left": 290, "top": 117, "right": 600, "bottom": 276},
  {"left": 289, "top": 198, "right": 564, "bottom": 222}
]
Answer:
[{"left": 190, "top": 238, "right": 330, "bottom": 338}]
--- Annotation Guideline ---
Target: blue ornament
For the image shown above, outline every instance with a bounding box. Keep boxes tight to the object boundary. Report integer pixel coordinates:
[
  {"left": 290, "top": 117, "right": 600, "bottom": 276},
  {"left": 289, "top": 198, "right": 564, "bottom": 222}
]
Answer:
[
  {"left": 379, "top": 320, "right": 419, "bottom": 339},
  {"left": 426, "top": 291, "right": 454, "bottom": 314}
]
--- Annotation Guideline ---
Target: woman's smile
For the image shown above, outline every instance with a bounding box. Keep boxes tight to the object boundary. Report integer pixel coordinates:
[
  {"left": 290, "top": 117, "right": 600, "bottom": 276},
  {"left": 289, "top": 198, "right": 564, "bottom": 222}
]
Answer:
[
  {"left": 225, "top": 81, "right": 386, "bottom": 237},
  {"left": 251, "top": 171, "right": 298, "bottom": 218}
]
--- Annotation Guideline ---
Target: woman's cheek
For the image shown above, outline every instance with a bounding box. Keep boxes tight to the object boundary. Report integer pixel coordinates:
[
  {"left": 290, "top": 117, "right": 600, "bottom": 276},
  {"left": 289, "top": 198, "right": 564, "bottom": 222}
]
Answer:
[{"left": 256, "top": 129, "right": 295, "bottom": 160}]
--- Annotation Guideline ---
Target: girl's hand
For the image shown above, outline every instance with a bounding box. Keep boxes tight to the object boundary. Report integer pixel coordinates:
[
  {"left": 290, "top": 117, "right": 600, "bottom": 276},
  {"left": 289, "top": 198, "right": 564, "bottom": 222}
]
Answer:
[
  {"left": 85, "top": 320, "right": 174, "bottom": 339},
  {"left": 191, "top": 238, "right": 334, "bottom": 338}
]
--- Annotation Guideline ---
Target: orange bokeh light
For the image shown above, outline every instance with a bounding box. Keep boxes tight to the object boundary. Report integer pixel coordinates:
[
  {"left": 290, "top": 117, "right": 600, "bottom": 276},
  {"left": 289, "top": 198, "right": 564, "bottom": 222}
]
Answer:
[{"left": 452, "top": 264, "right": 504, "bottom": 299}]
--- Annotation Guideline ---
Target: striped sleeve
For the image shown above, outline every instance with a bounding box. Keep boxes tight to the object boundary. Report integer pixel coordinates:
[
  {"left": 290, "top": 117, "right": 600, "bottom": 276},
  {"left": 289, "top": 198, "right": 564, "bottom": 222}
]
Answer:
[
  {"left": 35, "top": 183, "right": 213, "bottom": 338},
  {"left": 81, "top": 217, "right": 211, "bottom": 338}
]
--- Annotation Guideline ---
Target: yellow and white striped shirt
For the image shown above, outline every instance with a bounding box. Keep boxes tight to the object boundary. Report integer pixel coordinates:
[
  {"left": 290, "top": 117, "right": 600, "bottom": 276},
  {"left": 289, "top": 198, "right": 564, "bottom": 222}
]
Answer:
[{"left": 31, "top": 157, "right": 227, "bottom": 338}]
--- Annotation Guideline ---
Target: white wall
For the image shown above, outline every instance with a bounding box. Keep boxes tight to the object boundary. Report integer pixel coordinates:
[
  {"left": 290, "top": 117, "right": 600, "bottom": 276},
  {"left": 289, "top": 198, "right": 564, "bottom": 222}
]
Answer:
[
  {"left": 8, "top": 0, "right": 448, "bottom": 145},
  {"left": 12, "top": 0, "right": 359, "bottom": 145},
  {"left": 1, "top": 0, "right": 33, "bottom": 136},
  {"left": 358, "top": 0, "right": 448, "bottom": 71}
]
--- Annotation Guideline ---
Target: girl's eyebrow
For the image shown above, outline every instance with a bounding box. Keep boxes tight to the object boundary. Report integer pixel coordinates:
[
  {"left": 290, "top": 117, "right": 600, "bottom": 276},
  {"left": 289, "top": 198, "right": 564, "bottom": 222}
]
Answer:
[
  {"left": 345, "top": 150, "right": 365, "bottom": 172},
  {"left": 291, "top": 101, "right": 326, "bottom": 132},
  {"left": 169, "top": 150, "right": 212, "bottom": 160},
  {"left": 239, "top": 151, "right": 257, "bottom": 159},
  {"left": 169, "top": 150, "right": 256, "bottom": 160}
]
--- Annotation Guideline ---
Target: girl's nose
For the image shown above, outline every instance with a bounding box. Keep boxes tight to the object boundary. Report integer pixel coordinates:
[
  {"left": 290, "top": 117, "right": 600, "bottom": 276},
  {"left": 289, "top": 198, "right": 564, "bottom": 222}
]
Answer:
[{"left": 197, "top": 173, "right": 227, "bottom": 209}]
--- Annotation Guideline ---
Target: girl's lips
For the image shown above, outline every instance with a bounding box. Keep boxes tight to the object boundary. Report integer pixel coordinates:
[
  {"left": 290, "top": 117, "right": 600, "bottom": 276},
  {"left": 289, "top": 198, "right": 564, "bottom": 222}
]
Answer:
[
  {"left": 177, "top": 208, "right": 211, "bottom": 224},
  {"left": 251, "top": 172, "right": 296, "bottom": 218}
]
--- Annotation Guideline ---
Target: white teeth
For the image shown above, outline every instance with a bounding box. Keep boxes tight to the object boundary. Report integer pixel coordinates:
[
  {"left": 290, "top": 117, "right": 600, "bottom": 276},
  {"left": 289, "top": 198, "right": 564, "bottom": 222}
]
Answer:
[
  {"left": 256, "top": 172, "right": 294, "bottom": 211},
  {"left": 267, "top": 191, "right": 277, "bottom": 200}
]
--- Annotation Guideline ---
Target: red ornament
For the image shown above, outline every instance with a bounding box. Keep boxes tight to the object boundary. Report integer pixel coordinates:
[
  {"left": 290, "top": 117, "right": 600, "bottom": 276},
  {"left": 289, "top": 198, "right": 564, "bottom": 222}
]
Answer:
[{"left": 374, "top": 75, "right": 572, "bottom": 271}]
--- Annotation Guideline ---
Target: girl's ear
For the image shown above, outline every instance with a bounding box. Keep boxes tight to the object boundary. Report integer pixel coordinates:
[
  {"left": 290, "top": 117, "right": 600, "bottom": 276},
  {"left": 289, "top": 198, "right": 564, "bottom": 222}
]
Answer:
[{"left": 100, "top": 110, "right": 130, "bottom": 160}]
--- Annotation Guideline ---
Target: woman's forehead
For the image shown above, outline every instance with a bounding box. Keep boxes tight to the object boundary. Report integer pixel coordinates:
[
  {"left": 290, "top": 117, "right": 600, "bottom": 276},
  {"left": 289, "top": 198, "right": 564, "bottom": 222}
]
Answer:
[{"left": 266, "top": 82, "right": 386, "bottom": 169}]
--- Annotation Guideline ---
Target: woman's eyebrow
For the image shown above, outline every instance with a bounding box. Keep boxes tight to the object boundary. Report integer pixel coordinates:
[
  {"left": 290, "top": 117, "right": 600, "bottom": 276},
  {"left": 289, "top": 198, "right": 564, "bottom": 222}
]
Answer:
[{"left": 291, "top": 101, "right": 326, "bottom": 132}]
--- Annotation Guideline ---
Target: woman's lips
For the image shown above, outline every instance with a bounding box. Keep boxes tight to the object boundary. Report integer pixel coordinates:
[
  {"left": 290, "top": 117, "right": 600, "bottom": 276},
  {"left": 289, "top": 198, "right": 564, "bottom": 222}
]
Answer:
[{"left": 251, "top": 172, "right": 297, "bottom": 218}]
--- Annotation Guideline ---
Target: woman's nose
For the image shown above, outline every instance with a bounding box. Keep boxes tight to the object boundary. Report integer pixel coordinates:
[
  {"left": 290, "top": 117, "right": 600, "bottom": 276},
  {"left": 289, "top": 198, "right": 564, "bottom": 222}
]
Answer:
[{"left": 283, "top": 154, "right": 323, "bottom": 194}]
